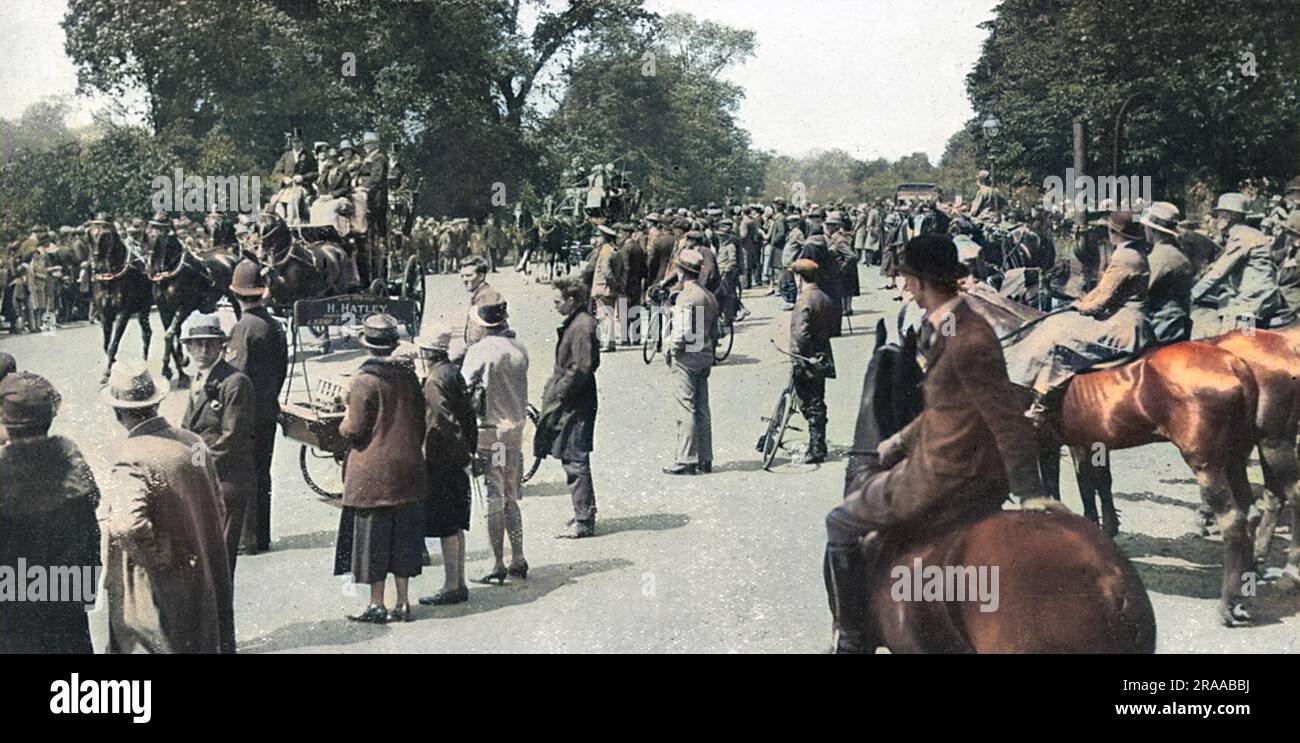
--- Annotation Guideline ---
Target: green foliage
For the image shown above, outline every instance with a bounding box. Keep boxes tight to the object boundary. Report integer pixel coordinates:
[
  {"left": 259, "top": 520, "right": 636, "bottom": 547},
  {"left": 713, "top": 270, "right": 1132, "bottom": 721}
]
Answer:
[
  {"left": 537, "top": 12, "right": 767, "bottom": 207},
  {"left": 966, "top": 0, "right": 1300, "bottom": 202}
]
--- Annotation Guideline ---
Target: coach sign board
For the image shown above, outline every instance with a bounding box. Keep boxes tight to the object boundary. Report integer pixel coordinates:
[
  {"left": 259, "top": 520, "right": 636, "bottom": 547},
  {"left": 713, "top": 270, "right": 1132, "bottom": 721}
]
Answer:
[{"left": 293, "top": 294, "right": 418, "bottom": 329}]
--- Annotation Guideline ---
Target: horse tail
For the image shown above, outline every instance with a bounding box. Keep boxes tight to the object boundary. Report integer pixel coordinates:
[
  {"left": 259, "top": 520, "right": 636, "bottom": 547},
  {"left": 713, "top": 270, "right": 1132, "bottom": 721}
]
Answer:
[{"left": 1224, "top": 352, "right": 1261, "bottom": 452}]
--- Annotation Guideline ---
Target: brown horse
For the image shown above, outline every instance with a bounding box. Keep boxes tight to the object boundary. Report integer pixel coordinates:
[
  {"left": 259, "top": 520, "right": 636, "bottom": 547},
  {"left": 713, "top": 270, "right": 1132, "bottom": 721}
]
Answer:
[
  {"left": 88, "top": 222, "right": 153, "bottom": 384},
  {"left": 959, "top": 288, "right": 1261, "bottom": 626},
  {"left": 256, "top": 215, "right": 347, "bottom": 308},
  {"left": 849, "top": 327, "right": 1156, "bottom": 652},
  {"left": 1206, "top": 327, "right": 1300, "bottom": 584}
]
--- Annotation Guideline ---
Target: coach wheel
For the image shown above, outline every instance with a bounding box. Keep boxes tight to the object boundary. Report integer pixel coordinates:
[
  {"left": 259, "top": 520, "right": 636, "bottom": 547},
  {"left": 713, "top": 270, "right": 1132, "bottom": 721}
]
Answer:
[
  {"left": 400, "top": 255, "right": 424, "bottom": 336},
  {"left": 300, "top": 445, "right": 343, "bottom": 499}
]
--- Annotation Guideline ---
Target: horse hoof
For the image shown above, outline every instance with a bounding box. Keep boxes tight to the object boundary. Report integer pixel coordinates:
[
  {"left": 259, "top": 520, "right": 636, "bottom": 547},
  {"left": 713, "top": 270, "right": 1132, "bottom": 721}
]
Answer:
[{"left": 1219, "top": 602, "right": 1251, "bottom": 627}]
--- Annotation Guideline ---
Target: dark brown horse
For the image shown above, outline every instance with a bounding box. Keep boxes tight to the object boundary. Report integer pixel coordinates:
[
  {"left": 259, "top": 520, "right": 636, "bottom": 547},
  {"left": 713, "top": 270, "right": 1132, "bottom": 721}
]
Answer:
[
  {"left": 146, "top": 228, "right": 240, "bottom": 388},
  {"left": 256, "top": 215, "right": 347, "bottom": 308},
  {"left": 848, "top": 324, "right": 1156, "bottom": 652},
  {"left": 88, "top": 222, "right": 153, "bottom": 384},
  {"left": 961, "top": 288, "right": 1261, "bottom": 625}
]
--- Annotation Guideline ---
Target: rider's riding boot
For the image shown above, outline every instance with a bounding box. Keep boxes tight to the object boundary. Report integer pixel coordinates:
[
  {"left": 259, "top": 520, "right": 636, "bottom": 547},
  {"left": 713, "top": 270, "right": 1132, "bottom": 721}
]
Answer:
[{"left": 825, "top": 542, "right": 877, "bottom": 654}]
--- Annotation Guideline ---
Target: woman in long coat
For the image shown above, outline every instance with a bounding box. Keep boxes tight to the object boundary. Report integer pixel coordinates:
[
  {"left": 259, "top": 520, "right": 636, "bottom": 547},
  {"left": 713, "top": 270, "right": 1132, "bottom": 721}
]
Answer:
[
  {"left": 0, "top": 372, "right": 101, "bottom": 654},
  {"left": 336, "top": 314, "right": 429, "bottom": 623}
]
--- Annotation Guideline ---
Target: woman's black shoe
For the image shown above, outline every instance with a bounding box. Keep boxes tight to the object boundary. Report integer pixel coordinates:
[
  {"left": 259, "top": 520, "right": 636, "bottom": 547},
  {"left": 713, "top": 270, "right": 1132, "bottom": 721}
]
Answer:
[
  {"left": 507, "top": 560, "right": 529, "bottom": 580},
  {"left": 476, "top": 568, "right": 508, "bottom": 585},
  {"left": 419, "top": 586, "right": 469, "bottom": 605},
  {"left": 388, "top": 603, "right": 412, "bottom": 623},
  {"left": 347, "top": 604, "right": 389, "bottom": 624}
]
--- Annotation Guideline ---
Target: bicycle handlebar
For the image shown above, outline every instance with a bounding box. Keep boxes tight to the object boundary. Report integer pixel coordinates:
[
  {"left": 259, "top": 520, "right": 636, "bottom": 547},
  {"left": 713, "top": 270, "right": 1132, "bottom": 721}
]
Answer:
[{"left": 770, "top": 339, "right": 817, "bottom": 364}]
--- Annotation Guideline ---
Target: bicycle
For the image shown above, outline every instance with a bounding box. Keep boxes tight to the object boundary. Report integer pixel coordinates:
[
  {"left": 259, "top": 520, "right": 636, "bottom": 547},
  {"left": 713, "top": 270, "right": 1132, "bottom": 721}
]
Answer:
[
  {"left": 756, "top": 341, "right": 817, "bottom": 471},
  {"left": 641, "top": 285, "right": 673, "bottom": 364},
  {"left": 713, "top": 313, "right": 735, "bottom": 363}
]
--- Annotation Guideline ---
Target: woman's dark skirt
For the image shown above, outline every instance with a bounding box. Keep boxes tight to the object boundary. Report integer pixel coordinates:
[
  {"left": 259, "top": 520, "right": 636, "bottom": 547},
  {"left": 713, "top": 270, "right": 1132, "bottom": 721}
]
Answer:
[
  {"left": 332, "top": 501, "right": 424, "bottom": 583},
  {"left": 425, "top": 465, "right": 471, "bottom": 538}
]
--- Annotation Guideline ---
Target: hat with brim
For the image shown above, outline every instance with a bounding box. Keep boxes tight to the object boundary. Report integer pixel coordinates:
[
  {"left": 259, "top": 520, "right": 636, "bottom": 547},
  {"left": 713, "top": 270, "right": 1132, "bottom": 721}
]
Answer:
[
  {"left": 360, "top": 313, "right": 401, "bottom": 350},
  {"left": 897, "top": 235, "right": 965, "bottom": 283},
  {"left": 180, "top": 311, "right": 227, "bottom": 342},
  {"left": 1106, "top": 211, "right": 1145, "bottom": 241},
  {"left": 101, "top": 362, "right": 167, "bottom": 409},
  {"left": 415, "top": 328, "right": 453, "bottom": 352},
  {"left": 475, "top": 301, "right": 509, "bottom": 328},
  {"left": 230, "top": 259, "right": 269, "bottom": 298},
  {"left": 677, "top": 249, "right": 705, "bottom": 275},
  {"left": 597, "top": 224, "right": 617, "bottom": 237},
  {"left": 1139, "top": 202, "right": 1181, "bottom": 237}
]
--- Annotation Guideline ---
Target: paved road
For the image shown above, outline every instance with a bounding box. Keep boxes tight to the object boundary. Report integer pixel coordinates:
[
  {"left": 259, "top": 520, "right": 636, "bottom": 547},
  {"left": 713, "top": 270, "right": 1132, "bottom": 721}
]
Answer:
[{"left": 2, "top": 263, "right": 1295, "bottom": 653}]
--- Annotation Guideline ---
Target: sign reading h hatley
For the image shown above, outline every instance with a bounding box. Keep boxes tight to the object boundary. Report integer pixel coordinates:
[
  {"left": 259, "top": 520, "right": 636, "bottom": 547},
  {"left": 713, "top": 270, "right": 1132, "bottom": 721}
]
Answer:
[{"left": 151, "top": 167, "right": 261, "bottom": 213}]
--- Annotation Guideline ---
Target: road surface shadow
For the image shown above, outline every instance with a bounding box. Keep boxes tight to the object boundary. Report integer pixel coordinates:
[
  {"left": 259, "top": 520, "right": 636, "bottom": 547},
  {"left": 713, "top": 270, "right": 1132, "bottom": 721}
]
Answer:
[
  {"left": 414, "top": 557, "right": 634, "bottom": 620},
  {"left": 595, "top": 512, "right": 690, "bottom": 535},
  {"left": 238, "top": 617, "right": 388, "bottom": 653},
  {"left": 1113, "top": 489, "right": 1202, "bottom": 511},
  {"left": 1118, "top": 531, "right": 1298, "bottom": 625},
  {"left": 717, "top": 353, "right": 761, "bottom": 366},
  {"left": 273, "top": 530, "right": 337, "bottom": 551}
]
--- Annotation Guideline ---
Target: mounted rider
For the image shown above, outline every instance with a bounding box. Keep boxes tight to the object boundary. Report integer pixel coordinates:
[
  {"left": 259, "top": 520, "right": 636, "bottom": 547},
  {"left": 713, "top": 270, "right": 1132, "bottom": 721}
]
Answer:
[
  {"left": 1190, "top": 192, "right": 1293, "bottom": 337},
  {"left": 1140, "top": 202, "right": 1196, "bottom": 345},
  {"left": 826, "top": 234, "right": 1043, "bottom": 654},
  {"left": 1006, "top": 211, "right": 1156, "bottom": 426}
]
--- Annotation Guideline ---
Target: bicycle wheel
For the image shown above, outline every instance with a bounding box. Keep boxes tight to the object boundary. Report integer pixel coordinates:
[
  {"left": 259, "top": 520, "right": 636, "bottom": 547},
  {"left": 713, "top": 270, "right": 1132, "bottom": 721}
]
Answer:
[
  {"left": 642, "top": 310, "right": 660, "bottom": 364},
  {"left": 713, "top": 316, "right": 735, "bottom": 363},
  {"left": 300, "top": 445, "right": 344, "bottom": 499},
  {"left": 761, "top": 389, "right": 792, "bottom": 471}
]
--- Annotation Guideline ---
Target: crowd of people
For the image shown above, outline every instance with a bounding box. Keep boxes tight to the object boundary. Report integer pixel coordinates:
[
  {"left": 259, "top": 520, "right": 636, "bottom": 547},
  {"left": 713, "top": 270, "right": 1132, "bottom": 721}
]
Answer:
[{"left": 3, "top": 163, "right": 1300, "bottom": 650}]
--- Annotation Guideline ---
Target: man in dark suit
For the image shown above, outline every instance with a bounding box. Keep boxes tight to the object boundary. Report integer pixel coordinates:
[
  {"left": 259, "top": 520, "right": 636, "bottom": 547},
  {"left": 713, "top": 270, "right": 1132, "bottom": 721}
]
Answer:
[
  {"left": 824, "top": 235, "right": 1043, "bottom": 654},
  {"left": 535, "top": 275, "right": 601, "bottom": 538},
  {"left": 789, "top": 258, "right": 836, "bottom": 464},
  {"left": 225, "top": 260, "right": 288, "bottom": 554},
  {"left": 270, "top": 128, "right": 318, "bottom": 191},
  {"left": 180, "top": 312, "right": 256, "bottom": 575}
]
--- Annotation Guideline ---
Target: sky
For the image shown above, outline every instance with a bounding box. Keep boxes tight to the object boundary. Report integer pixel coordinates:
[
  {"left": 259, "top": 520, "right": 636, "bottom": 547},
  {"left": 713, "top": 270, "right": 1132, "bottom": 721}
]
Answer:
[{"left": 0, "top": 0, "right": 997, "bottom": 163}]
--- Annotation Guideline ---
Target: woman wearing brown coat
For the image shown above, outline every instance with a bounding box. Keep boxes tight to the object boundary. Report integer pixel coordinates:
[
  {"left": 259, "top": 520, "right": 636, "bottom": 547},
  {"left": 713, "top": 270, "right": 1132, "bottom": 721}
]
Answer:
[{"left": 336, "top": 314, "right": 430, "bottom": 623}]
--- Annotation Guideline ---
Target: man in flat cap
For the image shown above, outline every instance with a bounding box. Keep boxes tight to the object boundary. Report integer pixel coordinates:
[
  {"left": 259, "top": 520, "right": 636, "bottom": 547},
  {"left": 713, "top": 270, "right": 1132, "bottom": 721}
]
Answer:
[
  {"left": 663, "top": 248, "right": 718, "bottom": 476},
  {"left": 788, "top": 258, "right": 836, "bottom": 464}
]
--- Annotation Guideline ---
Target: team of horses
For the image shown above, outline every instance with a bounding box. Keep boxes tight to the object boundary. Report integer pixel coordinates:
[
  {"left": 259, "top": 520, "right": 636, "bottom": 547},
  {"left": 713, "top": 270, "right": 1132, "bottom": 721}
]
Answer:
[{"left": 87, "top": 216, "right": 352, "bottom": 385}]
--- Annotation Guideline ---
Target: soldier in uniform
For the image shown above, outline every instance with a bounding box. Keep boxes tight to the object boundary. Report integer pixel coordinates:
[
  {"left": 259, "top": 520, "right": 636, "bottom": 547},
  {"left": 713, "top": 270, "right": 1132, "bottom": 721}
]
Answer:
[
  {"left": 779, "top": 212, "right": 805, "bottom": 308},
  {"left": 663, "top": 249, "right": 718, "bottom": 476},
  {"left": 1191, "top": 192, "right": 1291, "bottom": 337},
  {"left": 788, "top": 258, "right": 836, "bottom": 464},
  {"left": 589, "top": 224, "right": 626, "bottom": 352}
]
